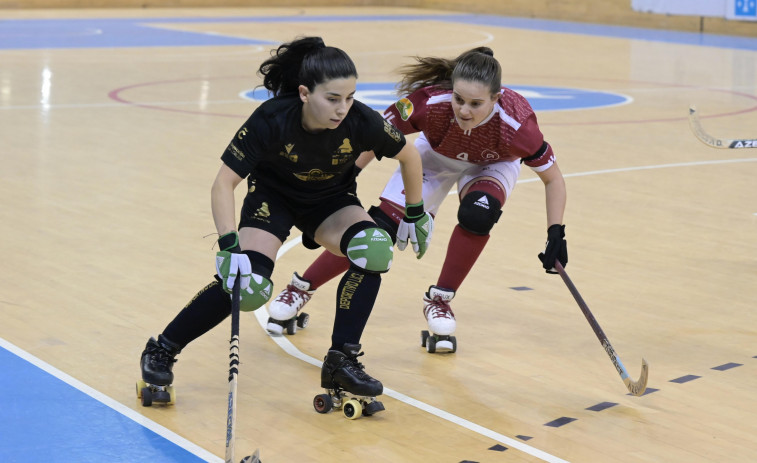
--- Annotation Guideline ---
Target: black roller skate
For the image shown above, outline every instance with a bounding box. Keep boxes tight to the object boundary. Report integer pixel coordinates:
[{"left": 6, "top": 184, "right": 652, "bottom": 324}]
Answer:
[
  {"left": 313, "top": 343, "right": 385, "bottom": 419},
  {"left": 136, "top": 334, "right": 181, "bottom": 407}
]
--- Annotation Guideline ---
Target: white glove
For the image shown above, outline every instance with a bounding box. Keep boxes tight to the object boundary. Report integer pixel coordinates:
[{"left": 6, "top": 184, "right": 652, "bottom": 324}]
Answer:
[
  {"left": 215, "top": 251, "right": 252, "bottom": 293},
  {"left": 396, "top": 212, "right": 434, "bottom": 258}
]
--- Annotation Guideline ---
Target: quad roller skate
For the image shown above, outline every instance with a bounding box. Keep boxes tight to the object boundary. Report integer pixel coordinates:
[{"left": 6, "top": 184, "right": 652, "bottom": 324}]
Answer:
[
  {"left": 136, "top": 334, "right": 181, "bottom": 407},
  {"left": 266, "top": 272, "right": 313, "bottom": 335},
  {"left": 420, "top": 286, "right": 457, "bottom": 353},
  {"left": 313, "top": 343, "right": 385, "bottom": 420}
]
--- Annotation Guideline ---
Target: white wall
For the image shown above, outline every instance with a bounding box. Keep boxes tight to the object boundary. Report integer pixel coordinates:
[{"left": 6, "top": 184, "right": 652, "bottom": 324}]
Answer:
[
  {"left": 631, "top": 0, "right": 726, "bottom": 17},
  {"left": 632, "top": 0, "right": 757, "bottom": 21}
]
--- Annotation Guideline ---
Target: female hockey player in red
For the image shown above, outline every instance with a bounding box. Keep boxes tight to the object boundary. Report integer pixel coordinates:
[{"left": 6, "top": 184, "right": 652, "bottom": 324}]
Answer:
[
  {"left": 138, "top": 36, "right": 432, "bottom": 411},
  {"left": 268, "top": 46, "right": 567, "bottom": 353}
]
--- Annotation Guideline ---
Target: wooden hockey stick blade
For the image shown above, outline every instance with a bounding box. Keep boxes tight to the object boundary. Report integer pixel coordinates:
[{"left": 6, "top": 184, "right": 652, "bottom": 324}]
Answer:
[
  {"left": 554, "top": 261, "right": 648, "bottom": 396},
  {"left": 689, "top": 105, "right": 757, "bottom": 149},
  {"left": 240, "top": 448, "right": 261, "bottom": 463},
  {"left": 624, "top": 358, "right": 649, "bottom": 396}
]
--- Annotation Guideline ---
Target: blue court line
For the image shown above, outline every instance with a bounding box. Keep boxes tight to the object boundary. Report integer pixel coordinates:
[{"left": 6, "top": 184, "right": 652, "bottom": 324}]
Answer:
[
  {"left": 1, "top": 13, "right": 756, "bottom": 50},
  {"left": 0, "top": 338, "right": 220, "bottom": 463}
]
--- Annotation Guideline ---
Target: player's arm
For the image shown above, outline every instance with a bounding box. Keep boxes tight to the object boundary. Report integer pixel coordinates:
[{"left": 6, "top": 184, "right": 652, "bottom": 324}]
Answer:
[
  {"left": 393, "top": 143, "right": 423, "bottom": 204},
  {"left": 393, "top": 143, "right": 434, "bottom": 258},
  {"left": 211, "top": 163, "right": 244, "bottom": 236},
  {"left": 536, "top": 162, "right": 566, "bottom": 227},
  {"left": 355, "top": 150, "right": 376, "bottom": 173}
]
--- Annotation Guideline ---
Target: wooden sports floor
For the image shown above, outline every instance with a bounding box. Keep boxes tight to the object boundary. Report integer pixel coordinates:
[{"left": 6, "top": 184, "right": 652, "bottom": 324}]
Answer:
[{"left": 1, "top": 6, "right": 757, "bottom": 463}]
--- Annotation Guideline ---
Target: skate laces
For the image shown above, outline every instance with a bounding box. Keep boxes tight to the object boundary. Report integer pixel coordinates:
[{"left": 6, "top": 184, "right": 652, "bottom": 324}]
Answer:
[
  {"left": 146, "top": 344, "right": 177, "bottom": 368},
  {"left": 343, "top": 351, "right": 372, "bottom": 381},
  {"left": 425, "top": 296, "right": 455, "bottom": 320},
  {"left": 275, "top": 284, "right": 310, "bottom": 306}
]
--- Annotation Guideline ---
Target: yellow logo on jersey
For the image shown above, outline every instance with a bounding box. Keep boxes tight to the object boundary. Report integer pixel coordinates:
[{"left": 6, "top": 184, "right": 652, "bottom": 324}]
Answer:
[
  {"left": 293, "top": 169, "right": 336, "bottom": 182},
  {"left": 255, "top": 202, "right": 270, "bottom": 219},
  {"left": 396, "top": 98, "right": 413, "bottom": 121},
  {"left": 383, "top": 120, "right": 401, "bottom": 143},
  {"left": 278, "top": 143, "right": 298, "bottom": 162},
  {"left": 338, "top": 138, "right": 353, "bottom": 154},
  {"left": 228, "top": 142, "right": 245, "bottom": 161},
  {"left": 237, "top": 127, "right": 248, "bottom": 139}
]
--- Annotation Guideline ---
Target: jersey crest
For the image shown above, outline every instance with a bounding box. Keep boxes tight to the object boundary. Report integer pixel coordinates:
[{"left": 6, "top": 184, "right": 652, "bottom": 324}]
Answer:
[
  {"left": 395, "top": 98, "right": 414, "bottom": 121},
  {"left": 293, "top": 169, "right": 336, "bottom": 182}
]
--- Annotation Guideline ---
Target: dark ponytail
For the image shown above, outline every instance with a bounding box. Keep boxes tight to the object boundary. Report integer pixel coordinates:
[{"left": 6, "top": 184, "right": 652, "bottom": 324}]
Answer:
[{"left": 258, "top": 36, "right": 357, "bottom": 96}]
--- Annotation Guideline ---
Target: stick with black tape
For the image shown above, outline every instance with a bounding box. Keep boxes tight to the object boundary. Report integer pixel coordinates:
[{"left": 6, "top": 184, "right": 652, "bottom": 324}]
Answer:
[
  {"left": 225, "top": 275, "right": 261, "bottom": 463},
  {"left": 554, "top": 261, "right": 648, "bottom": 396},
  {"left": 689, "top": 105, "right": 757, "bottom": 149}
]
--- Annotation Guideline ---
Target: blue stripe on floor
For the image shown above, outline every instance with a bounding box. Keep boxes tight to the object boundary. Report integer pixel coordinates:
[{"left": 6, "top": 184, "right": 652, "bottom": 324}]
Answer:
[
  {"left": 0, "top": 340, "right": 218, "bottom": 463},
  {"left": 1, "top": 14, "right": 756, "bottom": 50}
]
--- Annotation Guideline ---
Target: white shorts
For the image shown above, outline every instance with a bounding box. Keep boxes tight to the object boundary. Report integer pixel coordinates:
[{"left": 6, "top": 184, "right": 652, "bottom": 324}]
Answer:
[{"left": 379, "top": 133, "right": 521, "bottom": 215}]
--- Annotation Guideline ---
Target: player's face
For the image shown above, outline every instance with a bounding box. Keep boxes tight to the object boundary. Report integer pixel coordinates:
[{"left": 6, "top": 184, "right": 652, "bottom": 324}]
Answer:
[
  {"left": 299, "top": 77, "right": 357, "bottom": 132},
  {"left": 451, "top": 79, "right": 498, "bottom": 131}
]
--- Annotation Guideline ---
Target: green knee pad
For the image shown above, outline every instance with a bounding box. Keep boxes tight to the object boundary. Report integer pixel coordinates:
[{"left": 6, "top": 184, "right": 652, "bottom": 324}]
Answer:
[
  {"left": 239, "top": 274, "right": 273, "bottom": 312},
  {"left": 346, "top": 227, "right": 394, "bottom": 273}
]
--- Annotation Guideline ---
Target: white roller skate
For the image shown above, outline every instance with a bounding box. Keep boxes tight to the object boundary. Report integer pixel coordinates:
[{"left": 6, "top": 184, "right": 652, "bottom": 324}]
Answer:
[
  {"left": 420, "top": 285, "right": 457, "bottom": 353},
  {"left": 266, "top": 272, "right": 313, "bottom": 335}
]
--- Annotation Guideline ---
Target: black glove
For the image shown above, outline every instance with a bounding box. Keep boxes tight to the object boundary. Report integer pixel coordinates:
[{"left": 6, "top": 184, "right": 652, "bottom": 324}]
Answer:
[{"left": 538, "top": 224, "right": 567, "bottom": 274}]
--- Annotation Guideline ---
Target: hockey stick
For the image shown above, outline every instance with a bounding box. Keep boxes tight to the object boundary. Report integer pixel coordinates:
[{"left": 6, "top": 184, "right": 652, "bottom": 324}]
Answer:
[
  {"left": 689, "top": 105, "right": 757, "bottom": 149},
  {"left": 554, "top": 261, "right": 648, "bottom": 396},
  {"left": 226, "top": 276, "right": 261, "bottom": 463}
]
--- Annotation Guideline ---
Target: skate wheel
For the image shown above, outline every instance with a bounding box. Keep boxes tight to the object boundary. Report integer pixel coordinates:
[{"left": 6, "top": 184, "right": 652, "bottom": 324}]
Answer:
[
  {"left": 343, "top": 399, "right": 362, "bottom": 420},
  {"left": 313, "top": 393, "right": 333, "bottom": 414},
  {"left": 426, "top": 335, "right": 436, "bottom": 353},
  {"left": 136, "top": 380, "right": 147, "bottom": 398},
  {"left": 450, "top": 335, "right": 457, "bottom": 353},
  {"left": 297, "top": 312, "right": 309, "bottom": 329},
  {"left": 285, "top": 318, "right": 297, "bottom": 335},
  {"left": 167, "top": 385, "right": 176, "bottom": 405},
  {"left": 420, "top": 330, "right": 429, "bottom": 348},
  {"left": 266, "top": 318, "right": 284, "bottom": 335},
  {"left": 141, "top": 387, "right": 153, "bottom": 407}
]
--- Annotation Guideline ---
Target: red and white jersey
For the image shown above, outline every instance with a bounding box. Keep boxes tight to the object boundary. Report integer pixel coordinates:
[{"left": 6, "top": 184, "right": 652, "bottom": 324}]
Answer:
[{"left": 383, "top": 85, "right": 554, "bottom": 171}]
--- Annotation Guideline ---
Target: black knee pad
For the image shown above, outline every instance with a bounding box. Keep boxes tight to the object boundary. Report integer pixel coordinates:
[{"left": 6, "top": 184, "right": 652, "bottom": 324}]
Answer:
[
  {"left": 368, "top": 206, "right": 398, "bottom": 243},
  {"left": 457, "top": 192, "right": 503, "bottom": 235},
  {"left": 242, "top": 250, "right": 274, "bottom": 279}
]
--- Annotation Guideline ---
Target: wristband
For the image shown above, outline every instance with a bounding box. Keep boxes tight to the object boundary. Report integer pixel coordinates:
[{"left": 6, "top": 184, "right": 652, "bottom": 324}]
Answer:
[
  {"left": 218, "top": 231, "right": 241, "bottom": 252},
  {"left": 404, "top": 201, "right": 425, "bottom": 220}
]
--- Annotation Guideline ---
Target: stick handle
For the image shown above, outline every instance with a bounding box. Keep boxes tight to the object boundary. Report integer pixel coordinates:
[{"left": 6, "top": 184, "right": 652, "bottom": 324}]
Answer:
[
  {"left": 225, "top": 277, "right": 241, "bottom": 463},
  {"left": 554, "top": 261, "right": 609, "bottom": 342}
]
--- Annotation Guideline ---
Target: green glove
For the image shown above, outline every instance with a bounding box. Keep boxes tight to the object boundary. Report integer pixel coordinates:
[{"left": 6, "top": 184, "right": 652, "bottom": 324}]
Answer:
[
  {"left": 215, "top": 231, "right": 252, "bottom": 293},
  {"left": 396, "top": 201, "right": 434, "bottom": 259}
]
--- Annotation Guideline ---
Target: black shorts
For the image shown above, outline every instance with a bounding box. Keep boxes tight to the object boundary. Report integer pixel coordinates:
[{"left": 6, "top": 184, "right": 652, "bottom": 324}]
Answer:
[{"left": 238, "top": 180, "right": 363, "bottom": 244}]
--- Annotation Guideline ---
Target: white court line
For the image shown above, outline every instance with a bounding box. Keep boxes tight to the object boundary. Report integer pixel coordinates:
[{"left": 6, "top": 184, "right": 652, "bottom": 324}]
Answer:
[
  {"left": 264, "top": 229, "right": 572, "bottom": 462},
  {"left": 0, "top": 337, "right": 223, "bottom": 463},
  {"left": 251, "top": 292, "right": 569, "bottom": 462},
  {"left": 2, "top": 157, "right": 753, "bottom": 463},
  {"left": 260, "top": 155, "right": 757, "bottom": 462}
]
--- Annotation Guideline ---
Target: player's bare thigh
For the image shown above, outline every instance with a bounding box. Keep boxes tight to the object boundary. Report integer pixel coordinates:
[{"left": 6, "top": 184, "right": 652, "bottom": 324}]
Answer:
[
  {"left": 459, "top": 176, "right": 506, "bottom": 199},
  {"left": 238, "top": 227, "right": 283, "bottom": 262},
  {"left": 314, "top": 205, "right": 373, "bottom": 256}
]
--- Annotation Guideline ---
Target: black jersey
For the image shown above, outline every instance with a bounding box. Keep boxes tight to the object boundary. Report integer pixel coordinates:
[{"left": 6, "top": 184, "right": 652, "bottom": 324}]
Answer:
[{"left": 221, "top": 93, "right": 406, "bottom": 205}]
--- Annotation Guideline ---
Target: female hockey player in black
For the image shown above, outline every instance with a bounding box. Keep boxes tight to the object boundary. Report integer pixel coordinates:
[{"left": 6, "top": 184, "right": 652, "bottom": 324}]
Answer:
[{"left": 139, "top": 36, "right": 433, "bottom": 410}]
